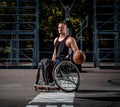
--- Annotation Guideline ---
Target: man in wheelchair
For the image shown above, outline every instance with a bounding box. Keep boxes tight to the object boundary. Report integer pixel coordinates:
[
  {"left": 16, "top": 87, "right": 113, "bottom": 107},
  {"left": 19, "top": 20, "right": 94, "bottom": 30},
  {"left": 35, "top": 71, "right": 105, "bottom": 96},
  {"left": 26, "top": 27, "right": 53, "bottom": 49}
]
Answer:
[{"left": 35, "top": 21, "right": 81, "bottom": 88}]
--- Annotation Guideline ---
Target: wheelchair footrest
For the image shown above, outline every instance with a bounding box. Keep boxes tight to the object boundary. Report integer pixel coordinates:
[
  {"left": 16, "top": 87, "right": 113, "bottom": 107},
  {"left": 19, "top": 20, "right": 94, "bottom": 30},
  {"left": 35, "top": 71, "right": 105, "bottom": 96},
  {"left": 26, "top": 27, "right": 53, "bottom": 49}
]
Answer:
[{"left": 34, "top": 84, "right": 60, "bottom": 91}]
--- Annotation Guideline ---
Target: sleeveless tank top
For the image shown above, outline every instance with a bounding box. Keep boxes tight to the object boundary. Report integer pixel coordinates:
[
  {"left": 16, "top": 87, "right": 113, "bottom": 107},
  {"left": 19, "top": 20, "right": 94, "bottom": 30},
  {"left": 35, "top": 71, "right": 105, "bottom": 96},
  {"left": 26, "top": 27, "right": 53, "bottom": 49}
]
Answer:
[{"left": 54, "top": 36, "right": 69, "bottom": 60}]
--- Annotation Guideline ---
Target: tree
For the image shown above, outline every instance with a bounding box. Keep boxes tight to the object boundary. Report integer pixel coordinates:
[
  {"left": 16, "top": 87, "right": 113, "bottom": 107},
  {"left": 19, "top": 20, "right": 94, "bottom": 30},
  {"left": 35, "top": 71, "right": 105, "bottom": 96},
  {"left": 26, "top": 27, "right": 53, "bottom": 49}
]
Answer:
[{"left": 39, "top": 0, "right": 93, "bottom": 51}]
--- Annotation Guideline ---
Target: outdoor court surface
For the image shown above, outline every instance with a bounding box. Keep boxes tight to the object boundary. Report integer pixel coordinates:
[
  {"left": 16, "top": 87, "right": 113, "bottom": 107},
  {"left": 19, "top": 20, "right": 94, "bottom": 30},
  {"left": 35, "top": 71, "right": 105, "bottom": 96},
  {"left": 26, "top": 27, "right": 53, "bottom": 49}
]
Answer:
[{"left": 0, "top": 65, "right": 120, "bottom": 107}]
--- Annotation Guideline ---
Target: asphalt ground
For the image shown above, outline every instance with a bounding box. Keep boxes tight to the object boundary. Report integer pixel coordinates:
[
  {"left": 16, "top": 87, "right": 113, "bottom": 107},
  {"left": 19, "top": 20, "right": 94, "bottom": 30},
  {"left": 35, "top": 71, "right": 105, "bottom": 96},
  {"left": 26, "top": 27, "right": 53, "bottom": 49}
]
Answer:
[{"left": 0, "top": 63, "right": 120, "bottom": 107}]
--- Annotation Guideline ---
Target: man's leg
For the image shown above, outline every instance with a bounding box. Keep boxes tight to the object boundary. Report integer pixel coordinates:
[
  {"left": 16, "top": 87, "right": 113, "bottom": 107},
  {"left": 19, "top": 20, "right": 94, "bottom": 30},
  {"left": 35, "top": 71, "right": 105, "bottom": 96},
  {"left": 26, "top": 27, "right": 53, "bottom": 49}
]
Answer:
[{"left": 35, "top": 68, "right": 40, "bottom": 84}]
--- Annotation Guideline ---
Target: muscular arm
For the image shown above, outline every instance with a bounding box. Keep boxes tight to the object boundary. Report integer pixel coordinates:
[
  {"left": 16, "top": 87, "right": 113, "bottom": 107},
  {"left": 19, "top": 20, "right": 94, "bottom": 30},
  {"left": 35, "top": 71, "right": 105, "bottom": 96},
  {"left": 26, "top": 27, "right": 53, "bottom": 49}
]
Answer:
[
  {"left": 66, "top": 36, "right": 79, "bottom": 52},
  {"left": 52, "top": 47, "right": 56, "bottom": 60},
  {"left": 52, "top": 38, "right": 58, "bottom": 60}
]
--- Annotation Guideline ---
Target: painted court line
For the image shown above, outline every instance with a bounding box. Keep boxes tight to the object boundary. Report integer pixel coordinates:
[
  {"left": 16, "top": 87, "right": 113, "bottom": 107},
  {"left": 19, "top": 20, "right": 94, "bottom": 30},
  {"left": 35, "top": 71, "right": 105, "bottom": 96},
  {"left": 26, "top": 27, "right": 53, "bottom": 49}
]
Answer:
[
  {"left": 46, "top": 105, "right": 57, "bottom": 107},
  {"left": 25, "top": 105, "right": 39, "bottom": 107},
  {"left": 26, "top": 104, "right": 73, "bottom": 107},
  {"left": 46, "top": 105, "right": 73, "bottom": 107},
  {"left": 29, "top": 91, "right": 75, "bottom": 104}
]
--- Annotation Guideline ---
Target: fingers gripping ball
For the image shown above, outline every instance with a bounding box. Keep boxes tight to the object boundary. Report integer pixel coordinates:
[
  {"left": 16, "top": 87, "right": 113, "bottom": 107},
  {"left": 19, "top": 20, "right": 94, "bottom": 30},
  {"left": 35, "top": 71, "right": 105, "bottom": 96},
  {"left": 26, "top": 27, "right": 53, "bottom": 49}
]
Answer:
[{"left": 73, "top": 50, "right": 86, "bottom": 64}]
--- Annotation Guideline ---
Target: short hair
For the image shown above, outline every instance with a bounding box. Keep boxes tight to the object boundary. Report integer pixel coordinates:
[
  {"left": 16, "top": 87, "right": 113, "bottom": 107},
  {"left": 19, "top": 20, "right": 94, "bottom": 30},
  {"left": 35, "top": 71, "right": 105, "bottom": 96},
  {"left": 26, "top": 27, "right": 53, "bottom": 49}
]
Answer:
[{"left": 59, "top": 20, "right": 67, "bottom": 26}]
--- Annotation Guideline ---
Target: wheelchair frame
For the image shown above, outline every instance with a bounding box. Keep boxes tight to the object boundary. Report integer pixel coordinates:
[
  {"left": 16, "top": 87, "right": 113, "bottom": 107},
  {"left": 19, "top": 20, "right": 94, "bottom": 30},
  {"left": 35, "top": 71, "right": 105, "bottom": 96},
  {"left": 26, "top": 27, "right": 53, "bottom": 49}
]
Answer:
[{"left": 34, "top": 55, "right": 80, "bottom": 92}]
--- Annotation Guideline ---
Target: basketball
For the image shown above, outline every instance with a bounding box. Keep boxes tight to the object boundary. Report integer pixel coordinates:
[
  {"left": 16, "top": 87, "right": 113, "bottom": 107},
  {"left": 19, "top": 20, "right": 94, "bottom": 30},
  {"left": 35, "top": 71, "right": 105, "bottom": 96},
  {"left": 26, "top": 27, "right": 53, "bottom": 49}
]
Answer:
[{"left": 73, "top": 50, "right": 86, "bottom": 64}]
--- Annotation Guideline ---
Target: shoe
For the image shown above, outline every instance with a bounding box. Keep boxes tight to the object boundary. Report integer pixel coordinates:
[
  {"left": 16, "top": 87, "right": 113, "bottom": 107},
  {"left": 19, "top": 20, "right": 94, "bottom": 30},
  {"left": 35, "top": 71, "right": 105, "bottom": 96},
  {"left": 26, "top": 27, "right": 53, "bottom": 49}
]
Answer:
[
  {"left": 48, "top": 81, "right": 55, "bottom": 86},
  {"left": 33, "top": 84, "right": 38, "bottom": 91},
  {"left": 48, "top": 82, "right": 58, "bottom": 88}
]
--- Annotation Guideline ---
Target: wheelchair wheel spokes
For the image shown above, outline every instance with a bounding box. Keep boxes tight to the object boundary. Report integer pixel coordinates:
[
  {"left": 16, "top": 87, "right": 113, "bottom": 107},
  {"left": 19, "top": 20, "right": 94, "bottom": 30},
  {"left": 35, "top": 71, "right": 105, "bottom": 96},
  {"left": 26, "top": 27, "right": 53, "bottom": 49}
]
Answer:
[
  {"left": 54, "top": 61, "right": 80, "bottom": 92},
  {"left": 59, "top": 76, "right": 78, "bottom": 90}
]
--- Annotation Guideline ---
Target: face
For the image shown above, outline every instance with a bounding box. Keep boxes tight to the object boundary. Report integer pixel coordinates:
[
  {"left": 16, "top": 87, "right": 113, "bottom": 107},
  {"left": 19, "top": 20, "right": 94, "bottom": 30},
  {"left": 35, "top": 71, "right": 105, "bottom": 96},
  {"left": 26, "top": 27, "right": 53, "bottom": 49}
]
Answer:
[{"left": 58, "top": 23, "right": 67, "bottom": 35}]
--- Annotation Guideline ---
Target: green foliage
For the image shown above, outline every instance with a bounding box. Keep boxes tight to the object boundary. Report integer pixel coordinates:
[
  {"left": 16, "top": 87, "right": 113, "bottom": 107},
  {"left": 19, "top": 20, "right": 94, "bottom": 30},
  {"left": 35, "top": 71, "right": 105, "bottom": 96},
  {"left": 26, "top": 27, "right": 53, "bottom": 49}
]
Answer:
[
  {"left": 39, "top": 0, "right": 92, "bottom": 46},
  {"left": 0, "top": 0, "right": 93, "bottom": 51}
]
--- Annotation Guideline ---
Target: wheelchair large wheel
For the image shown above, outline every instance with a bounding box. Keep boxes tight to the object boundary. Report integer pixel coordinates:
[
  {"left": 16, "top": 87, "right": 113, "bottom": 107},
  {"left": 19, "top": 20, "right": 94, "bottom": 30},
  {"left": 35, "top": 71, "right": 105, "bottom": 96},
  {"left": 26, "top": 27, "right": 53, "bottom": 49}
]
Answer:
[{"left": 54, "top": 61, "right": 80, "bottom": 92}]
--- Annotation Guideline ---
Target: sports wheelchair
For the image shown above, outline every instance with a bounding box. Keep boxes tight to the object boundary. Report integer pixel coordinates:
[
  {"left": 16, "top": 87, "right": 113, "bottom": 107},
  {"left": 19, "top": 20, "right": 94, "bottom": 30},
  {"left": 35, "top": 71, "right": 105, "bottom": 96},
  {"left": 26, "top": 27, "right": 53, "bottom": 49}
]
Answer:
[{"left": 35, "top": 54, "right": 80, "bottom": 92}]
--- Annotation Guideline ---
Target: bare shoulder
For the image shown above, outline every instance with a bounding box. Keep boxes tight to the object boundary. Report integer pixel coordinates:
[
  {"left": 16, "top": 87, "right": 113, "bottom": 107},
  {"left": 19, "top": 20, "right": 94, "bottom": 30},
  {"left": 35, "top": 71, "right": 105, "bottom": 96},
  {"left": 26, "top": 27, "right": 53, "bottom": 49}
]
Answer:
[
  {"left": 67, "top": 36, "right": 76, "bottom": 42},
  {"left": 66, "top": 36, "right": 78, "bottom": 50},
  {"left": 54, "top": 37, "right": 58, "bottom": 44}
]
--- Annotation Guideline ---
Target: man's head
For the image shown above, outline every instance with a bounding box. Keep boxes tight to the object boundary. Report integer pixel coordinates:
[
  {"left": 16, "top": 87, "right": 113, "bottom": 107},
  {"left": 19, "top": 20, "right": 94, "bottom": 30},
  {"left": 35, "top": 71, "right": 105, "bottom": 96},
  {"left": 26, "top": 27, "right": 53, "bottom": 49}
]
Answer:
[{"left": 58, "top": 21, "right": 67, "bottom": 35}]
